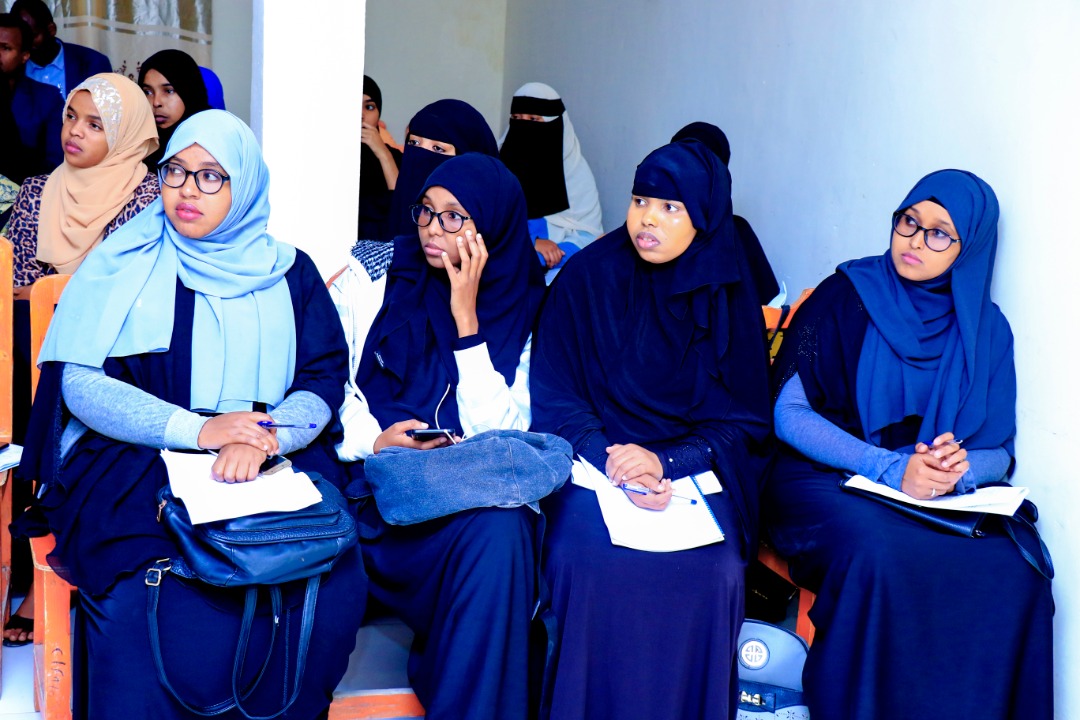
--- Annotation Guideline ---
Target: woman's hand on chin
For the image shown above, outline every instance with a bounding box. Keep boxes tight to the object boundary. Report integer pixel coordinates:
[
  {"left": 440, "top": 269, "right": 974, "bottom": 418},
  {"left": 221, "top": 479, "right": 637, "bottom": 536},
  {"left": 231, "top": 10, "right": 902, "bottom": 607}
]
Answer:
[
  {"left": 443, "top": 230, "right": 487, "bottom": 337},
  {"left": 211, "top": 443, "right": 267, "bottom": 483},
  {"left": 373, "top": 419, "right": 451, "bottom": 453},
  {"left": 198, "top": 411, "right": 279, "bottom": 455}
]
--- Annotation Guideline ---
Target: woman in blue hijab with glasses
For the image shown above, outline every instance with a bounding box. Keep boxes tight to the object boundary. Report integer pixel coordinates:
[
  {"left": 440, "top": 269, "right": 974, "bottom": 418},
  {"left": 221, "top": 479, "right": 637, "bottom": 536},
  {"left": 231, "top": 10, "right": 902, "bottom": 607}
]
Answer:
[
  {"left": 765, "top": 170, "right": 1053, "bottom": 719},
  {"left": 332, "top": 153, "right": 547, "bottom": 719},
  {"left": 531, "top": 140, "right": 771, "bottom": 720},
  {"left": 21, "top": 110, "right": 367, "bottom": 718}
]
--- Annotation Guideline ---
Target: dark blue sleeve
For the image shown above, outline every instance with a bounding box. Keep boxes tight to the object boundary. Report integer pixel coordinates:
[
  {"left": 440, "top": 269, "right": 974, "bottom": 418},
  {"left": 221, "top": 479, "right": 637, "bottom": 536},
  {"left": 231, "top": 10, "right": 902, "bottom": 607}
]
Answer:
[
  {"left": 531, "top": 267, "right": 612, "bottom": 464},
  {"left": 285, "top": 250, "right": 350, "bottom": 487}
]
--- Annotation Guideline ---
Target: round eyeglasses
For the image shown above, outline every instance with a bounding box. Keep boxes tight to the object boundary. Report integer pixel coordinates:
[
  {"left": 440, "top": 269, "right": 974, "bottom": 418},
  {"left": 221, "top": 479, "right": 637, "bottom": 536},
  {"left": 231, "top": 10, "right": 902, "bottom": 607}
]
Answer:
[
  {"left": 159, "top": 162, "right": 231, "bottom": 194},
  {"left": 892, "top": 212, "right": 959, "bottom": 252},
  {"left": 410, "top": 204, "right": 472, "bottom": 233}
]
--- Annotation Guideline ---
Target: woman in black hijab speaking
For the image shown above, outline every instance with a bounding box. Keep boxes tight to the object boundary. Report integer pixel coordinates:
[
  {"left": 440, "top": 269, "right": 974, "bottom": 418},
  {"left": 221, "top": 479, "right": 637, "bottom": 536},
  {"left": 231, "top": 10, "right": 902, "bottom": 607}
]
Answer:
[{"left": 532, "top": 140, "right": 771, "bottom": 719}]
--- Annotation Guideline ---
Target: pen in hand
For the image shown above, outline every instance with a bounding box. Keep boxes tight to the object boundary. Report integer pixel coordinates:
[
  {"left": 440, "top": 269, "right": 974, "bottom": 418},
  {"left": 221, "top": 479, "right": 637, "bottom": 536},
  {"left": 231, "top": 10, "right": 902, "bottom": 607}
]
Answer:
[
  {"left": 621, "top": 483, "right": 698, "bottom": 505},
  {"left": 257, "top": 421, "right": 317, "bottom": 429}
]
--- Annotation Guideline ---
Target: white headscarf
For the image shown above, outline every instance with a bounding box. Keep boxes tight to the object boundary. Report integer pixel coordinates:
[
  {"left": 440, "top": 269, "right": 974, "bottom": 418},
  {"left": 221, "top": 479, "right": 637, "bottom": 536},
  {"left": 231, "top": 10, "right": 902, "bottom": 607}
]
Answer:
[{"left": 500, "top": 82, "right": 602, "bottom": 243}]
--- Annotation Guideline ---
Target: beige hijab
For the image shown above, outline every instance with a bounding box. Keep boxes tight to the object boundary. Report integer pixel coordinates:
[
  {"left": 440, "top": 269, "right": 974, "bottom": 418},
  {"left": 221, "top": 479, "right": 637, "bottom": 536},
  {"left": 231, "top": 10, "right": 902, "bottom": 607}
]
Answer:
[{"left": 36, "top": 73, "right": 159, "bottom": 273}]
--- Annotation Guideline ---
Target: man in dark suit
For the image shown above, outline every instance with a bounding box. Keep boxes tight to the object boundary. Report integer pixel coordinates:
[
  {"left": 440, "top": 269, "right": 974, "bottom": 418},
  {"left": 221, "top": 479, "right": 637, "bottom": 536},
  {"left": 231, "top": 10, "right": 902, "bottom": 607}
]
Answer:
[
  {"left": 11, "top": 0, "right": 111, "bottom": 100},
  {"left": 0, "top": 12, "right": 62, "bottom": 182}
]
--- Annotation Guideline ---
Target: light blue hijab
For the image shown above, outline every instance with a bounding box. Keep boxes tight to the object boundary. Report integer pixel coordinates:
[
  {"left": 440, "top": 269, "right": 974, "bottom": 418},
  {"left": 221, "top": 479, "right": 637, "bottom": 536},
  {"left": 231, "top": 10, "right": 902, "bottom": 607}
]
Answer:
[{"left": 38, "top": 110, "right": 297, "bottom": 412}]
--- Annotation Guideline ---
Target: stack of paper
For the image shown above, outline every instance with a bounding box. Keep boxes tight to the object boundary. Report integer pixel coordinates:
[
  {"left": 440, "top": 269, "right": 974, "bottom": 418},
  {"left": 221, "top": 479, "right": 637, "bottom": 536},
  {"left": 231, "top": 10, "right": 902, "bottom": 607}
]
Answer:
[
  {"left": 572, "top": 458, "right": 724, "bottom": 552},
  {"left": 161, "top": 450, "right": 323, "bottom": 524},
  {"left": 843, "top": 475, "right": 1028, "bottom": 517}
]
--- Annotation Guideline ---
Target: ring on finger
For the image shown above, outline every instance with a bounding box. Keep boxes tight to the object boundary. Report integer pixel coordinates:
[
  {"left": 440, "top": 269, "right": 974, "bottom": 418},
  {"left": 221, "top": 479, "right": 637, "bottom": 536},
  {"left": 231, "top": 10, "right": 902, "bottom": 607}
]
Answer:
[{"left": 930, "top": 488, "right": 937, "bottom": 498}]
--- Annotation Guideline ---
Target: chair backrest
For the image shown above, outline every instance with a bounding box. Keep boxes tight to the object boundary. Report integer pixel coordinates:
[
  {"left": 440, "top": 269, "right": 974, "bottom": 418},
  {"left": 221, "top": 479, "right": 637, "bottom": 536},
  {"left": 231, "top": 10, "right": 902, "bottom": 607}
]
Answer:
[
  {"left": 0, "top": 237, "right": 12, "bottom": 444},
  {"left": 29, "top": 275, "right": 71, "bottom": 400},
  {"left": 326, "top": 265, "right": 347, "bottom": 289},
  {"left": 762, "top": 287, "right": 814, "bottom": 363}
]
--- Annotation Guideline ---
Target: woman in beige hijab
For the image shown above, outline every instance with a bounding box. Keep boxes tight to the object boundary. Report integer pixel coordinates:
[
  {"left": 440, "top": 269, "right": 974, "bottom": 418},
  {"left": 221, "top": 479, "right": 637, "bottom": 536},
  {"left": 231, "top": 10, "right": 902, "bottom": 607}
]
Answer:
[
  {"left": 6, "top": 71, "right": 158, "bottom": 297},
  {"left": 3, "top": 72, "right": 157, "bottom": 646}
]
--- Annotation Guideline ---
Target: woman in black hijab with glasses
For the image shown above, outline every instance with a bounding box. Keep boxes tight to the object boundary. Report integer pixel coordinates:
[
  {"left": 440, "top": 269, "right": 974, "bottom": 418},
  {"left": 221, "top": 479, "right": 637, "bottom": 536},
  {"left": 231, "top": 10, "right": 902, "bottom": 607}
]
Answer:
[
  {"left": 532, "top": 140, "right": 771, "bottom": 720},
  {"left": 332, "top": 153, "right": 546, "bottom": 720}
]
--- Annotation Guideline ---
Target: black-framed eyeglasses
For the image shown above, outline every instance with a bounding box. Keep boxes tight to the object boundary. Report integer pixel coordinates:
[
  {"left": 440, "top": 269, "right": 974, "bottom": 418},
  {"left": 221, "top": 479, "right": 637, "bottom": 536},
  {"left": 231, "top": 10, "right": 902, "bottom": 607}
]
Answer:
[
  {"left": 892, "top": 212, "right": 960, "bottom": 252},
  {"left": 159, "top": 162, "right": 231, "bottom": 194},
  {"left": 410, "top": 204, "right": 472, "bottom": 233}
]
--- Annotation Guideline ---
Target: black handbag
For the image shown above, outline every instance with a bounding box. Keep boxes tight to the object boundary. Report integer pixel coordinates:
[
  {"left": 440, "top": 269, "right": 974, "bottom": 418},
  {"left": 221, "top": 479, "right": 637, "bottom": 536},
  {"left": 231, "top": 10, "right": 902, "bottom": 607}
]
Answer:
[
  {"left": 840, "top": 479, "right": 1054, "bottom": 580},
  {"left": 147, "top": 473, "right": 359, "bottom": 719}
]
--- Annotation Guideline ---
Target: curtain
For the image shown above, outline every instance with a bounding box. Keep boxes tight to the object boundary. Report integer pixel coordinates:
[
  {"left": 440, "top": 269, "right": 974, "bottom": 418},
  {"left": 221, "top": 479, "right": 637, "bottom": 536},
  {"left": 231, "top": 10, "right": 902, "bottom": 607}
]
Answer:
[{"left": 10, "top": 1, "right": 213, "bottom": 80}]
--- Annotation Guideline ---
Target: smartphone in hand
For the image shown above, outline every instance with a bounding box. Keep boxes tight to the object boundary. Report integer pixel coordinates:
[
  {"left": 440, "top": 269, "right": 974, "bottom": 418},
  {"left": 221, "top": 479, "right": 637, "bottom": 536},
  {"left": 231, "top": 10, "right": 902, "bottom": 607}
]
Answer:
[{"left": 405, "top": 428, "right": 456, "bottom": 442}]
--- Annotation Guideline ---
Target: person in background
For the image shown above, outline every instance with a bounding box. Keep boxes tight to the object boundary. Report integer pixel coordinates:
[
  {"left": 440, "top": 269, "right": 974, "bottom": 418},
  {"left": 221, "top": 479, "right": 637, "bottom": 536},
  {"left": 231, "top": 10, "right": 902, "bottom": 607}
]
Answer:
[
  {"left": 332, "top": 154, "right": 546, "bottom": 720},
  {"left": 383, "top": 97, "right": 499, "bottom": 240},
  {"left": 11, "top": 0, "right": 111, "bottom": 100},
  {"left": 500, "top": 82, "right": 602, "bottom": 281},
  {"left": 3, "top": 72, "right": 158, "bottom": 647},
  {"left": 531, "top": 140, "right": 771, "bottom": 720},
  {"left": 0, "top": 12, "right": 62, "bottom": 182},
  {"left": 357, "top": 75, "right": 402, "bottom": 239},
  {"left": 764, "top": 170, "right": 1053, "bottom": 719},
  {"left": 672, "top": 121, "right": 780, "bottom": 304},
  {"left": 138, "top": 48, "right": 211, "bottom": 170}
]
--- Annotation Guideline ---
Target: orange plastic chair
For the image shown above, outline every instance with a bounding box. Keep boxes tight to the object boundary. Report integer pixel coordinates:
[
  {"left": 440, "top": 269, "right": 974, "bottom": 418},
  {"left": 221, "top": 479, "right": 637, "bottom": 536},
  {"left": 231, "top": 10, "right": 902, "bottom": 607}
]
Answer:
[
  {"left": 757, "top": 288, "right": 817, "bottom": 646},
  {"left": 0, "top": 238, "right": 15, "bottom": 694},
  {"left": 28, "top": 274, "right": 74, "bottom": 719}
]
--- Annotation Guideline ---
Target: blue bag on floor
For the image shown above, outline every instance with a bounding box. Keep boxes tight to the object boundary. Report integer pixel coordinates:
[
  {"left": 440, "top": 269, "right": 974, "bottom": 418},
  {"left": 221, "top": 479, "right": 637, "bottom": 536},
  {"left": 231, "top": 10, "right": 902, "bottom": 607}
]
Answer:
[{"left": 736, "top": 619, "right": 810, "bottom": 720}]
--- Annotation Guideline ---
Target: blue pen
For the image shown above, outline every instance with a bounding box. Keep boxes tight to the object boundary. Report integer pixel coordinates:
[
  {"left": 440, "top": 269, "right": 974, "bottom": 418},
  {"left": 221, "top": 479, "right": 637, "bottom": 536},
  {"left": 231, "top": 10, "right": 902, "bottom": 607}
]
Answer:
[
  {"left": 621, "top": 483, "right": 698, "bottom": 505},
  {"left": 258, "top": 421, "right": 317, "bottom": 429}
]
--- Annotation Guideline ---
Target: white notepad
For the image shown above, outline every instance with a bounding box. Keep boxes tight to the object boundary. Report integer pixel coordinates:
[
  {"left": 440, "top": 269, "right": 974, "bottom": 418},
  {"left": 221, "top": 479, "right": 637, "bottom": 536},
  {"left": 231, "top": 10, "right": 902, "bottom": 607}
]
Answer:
[
  {"left": 161, "top": 450, "right": 323, "bottom": 525},
  {"left": 843, "top": 475, "right": 1028, "bottom": 517},
  {"left": 572, "top": 458, "right": 724, "bottom": 552}
]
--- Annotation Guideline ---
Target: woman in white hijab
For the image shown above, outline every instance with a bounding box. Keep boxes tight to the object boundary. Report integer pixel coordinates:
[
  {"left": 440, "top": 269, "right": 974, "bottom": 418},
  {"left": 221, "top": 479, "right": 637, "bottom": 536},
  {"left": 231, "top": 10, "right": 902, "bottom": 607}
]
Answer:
[{"left": 499, "top": 82, "right": 602, "bottom": 280}]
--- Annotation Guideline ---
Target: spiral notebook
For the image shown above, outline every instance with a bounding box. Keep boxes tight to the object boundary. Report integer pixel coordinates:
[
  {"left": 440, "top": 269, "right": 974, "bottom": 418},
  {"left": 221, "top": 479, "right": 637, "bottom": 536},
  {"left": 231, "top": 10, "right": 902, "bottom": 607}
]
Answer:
[{"left": 572, "top": 458, "right": 724, "bottom": 552}]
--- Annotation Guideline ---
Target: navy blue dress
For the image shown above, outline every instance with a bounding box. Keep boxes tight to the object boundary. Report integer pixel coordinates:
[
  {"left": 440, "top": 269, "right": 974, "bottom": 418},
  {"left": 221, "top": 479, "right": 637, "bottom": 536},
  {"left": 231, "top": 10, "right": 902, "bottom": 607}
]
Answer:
[
  {"left": 23, "top": 252, "right": 367, "bottom": 719},
  {"left": 764, "top": 272, "right": 1054, "bottom": 720},
  {"left": 531, "top": 141, "right": 772, "bottom": 720}
]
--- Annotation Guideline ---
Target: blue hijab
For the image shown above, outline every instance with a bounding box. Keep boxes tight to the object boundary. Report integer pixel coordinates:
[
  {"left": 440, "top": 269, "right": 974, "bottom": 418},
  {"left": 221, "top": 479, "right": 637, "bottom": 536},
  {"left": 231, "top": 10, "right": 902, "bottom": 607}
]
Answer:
[
  {"left": 386, "top": 99, "right": 499, "bottom": 238},
  {"left": 356, "top": 154, "right": 545, "bottom": 432},
  {"left": 38, "top": 110, "right": 297, "bottom": 413},
  {"left": 839, "top": 169, "right": 1015, "bottom": 452}
]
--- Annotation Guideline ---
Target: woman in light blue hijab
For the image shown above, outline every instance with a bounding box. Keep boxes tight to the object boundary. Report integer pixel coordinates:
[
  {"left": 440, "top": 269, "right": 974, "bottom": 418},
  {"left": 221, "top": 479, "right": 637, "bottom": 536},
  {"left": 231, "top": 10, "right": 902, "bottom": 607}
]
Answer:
[{"left": 23, "top": 110, "right": 367, "bottom": 718}]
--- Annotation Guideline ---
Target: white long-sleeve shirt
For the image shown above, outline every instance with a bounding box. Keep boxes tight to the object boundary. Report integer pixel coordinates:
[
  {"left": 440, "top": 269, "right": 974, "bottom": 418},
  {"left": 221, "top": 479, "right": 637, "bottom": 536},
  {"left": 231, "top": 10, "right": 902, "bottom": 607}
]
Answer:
[{"left": 329, "top": 250, "right": 532, "bottom": 462}]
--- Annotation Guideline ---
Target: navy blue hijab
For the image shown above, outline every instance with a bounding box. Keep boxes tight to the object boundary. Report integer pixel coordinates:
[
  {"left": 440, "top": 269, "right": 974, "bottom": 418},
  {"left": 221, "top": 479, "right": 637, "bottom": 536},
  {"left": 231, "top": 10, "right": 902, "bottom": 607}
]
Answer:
[
  {"left": 386, "top": 99, "right": 499, "bottom": 237},
  {"left": 356, "top": 154, "right": 545, "bottom": 432},
  {"left": 672, "top": 121, "right": 731, "bottom": 166},
  {"left": 532, "top": 141, "right": 770, "bottom": 553},
  {"left": 839, "top": 169, "right": 1014, "bottom": 452}
]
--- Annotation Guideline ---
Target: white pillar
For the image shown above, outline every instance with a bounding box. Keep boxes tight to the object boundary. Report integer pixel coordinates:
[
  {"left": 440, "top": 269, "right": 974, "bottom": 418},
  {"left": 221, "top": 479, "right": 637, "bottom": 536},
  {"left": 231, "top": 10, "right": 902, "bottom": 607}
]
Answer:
[{"left": 251, "top": 0, "right": 365, "bottom": 278}]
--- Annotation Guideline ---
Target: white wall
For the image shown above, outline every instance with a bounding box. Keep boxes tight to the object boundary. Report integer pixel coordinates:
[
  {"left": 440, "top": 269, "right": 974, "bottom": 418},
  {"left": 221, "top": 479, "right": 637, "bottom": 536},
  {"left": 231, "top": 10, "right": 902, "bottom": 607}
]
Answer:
[
  {"left": 504, "top": 0, "right": 1079, "bottom": 715},
  {"left": 363, "top": 0, "right": 509, "bottom": 142},
  {"left": 210, "top": 0, "right": 252, "bottom": 122},
  {"left": 250, "top": 0, "right": 364, "bottom": 277}
]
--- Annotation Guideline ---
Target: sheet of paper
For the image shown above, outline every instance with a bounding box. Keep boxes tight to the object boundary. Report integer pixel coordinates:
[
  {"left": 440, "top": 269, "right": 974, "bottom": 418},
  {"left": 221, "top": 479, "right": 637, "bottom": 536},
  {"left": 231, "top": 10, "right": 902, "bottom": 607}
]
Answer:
[
  {"left": 844, "top": 475, "right": 1028, "bottom": 517},
  {"left": 692, "top": 470, "right": 723, "bottom": 495},
  {"left": 0, "top": 444, "right": 23, "bottom": 473},
  {"left": 162, "top": 450, "right": 323, "bottom": 525},
  {"left": 573, "top": 459, "right": 724, "bottom": 552}
]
